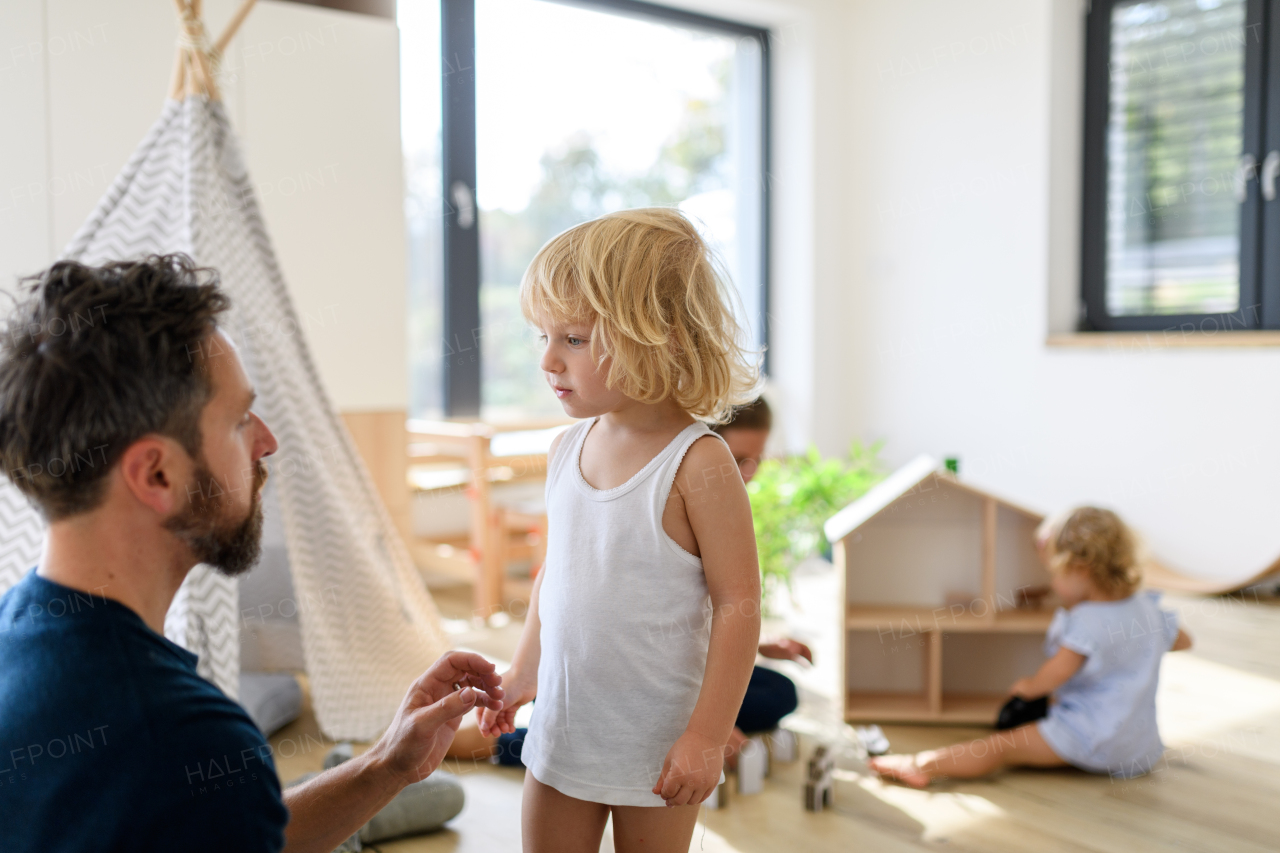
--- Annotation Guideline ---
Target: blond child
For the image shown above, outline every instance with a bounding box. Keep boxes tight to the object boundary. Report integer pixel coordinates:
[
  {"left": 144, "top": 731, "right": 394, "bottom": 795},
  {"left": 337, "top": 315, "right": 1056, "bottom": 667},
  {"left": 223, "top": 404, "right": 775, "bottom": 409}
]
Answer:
[
  {"left": 869, "top": 507, "right": 1192, "bottom": 787},
  {"left": 478, "top": 208, "right": 762, "bottom": 852}
]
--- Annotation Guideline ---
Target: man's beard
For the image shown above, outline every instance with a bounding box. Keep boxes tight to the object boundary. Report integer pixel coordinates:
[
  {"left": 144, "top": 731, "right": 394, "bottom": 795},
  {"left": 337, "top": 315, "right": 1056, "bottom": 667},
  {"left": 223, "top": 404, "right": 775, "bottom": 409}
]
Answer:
[{"left": 164, "top": 458, "right": 268, "bottom": 578}]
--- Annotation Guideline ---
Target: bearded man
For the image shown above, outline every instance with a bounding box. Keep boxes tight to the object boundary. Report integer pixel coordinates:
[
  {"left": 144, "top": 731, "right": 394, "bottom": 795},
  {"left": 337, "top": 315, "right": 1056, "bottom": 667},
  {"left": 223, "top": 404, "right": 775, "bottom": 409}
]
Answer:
[{"left": 0, "top": 255, "right": 503, "bottom": 852}]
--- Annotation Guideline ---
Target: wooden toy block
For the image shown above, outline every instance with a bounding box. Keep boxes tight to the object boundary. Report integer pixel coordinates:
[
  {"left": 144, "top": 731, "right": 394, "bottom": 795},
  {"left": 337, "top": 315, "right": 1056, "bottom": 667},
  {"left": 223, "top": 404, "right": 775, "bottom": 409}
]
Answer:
[
  {"left": 737, "top": 735, "right": 768, "bottom": 794},
  {"left": 768, "top": 727, "right": 798, "bottom": 763},
  {"left": 703, "top": 775, "right": 730, "bottom": 809},
  {"left": 804, "top": 745, "right": 835, "bottom": 812}
]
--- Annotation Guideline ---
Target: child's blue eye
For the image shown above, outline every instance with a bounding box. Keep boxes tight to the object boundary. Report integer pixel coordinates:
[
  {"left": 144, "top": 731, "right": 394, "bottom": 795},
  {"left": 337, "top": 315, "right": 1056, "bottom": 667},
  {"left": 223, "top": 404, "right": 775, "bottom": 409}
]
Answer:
[{"left": 568, "top": 336, "right": 584, "bottom": 346}]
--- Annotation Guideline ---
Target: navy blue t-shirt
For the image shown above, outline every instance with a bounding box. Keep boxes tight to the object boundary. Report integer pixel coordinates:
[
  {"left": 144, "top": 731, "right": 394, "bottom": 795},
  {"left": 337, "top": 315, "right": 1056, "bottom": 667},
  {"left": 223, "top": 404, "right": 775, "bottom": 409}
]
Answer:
[{"left": 0, "top": 571, "right": 288, "bottom": 851}]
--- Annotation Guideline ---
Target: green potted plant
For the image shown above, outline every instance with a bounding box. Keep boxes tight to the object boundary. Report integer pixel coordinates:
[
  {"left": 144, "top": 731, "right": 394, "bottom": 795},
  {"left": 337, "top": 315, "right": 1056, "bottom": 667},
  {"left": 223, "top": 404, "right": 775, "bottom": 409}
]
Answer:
[{"left": 747, "top": 441, "right": 884, "bottom": 606}]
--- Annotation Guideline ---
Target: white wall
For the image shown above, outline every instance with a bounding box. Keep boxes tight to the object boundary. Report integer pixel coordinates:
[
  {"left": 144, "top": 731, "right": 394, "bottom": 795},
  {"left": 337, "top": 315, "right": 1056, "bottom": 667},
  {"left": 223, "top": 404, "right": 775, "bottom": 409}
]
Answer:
[
  {"left": 0, "top": 0, "right": 407, "bottom": 412},
  {"left": 837, "top": 0, "right": 1280, "bottom": 582}
]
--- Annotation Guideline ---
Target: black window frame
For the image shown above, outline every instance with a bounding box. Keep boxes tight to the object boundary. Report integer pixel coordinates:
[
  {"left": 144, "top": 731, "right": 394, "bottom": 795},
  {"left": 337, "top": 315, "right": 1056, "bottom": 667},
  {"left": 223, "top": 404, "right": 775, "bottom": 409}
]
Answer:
[
  {"left": 440, "top": 0, "right": 771, "bottom": 417},
  {"left": 1081, "top": 0, "right": 1280, "bottom": 332}
]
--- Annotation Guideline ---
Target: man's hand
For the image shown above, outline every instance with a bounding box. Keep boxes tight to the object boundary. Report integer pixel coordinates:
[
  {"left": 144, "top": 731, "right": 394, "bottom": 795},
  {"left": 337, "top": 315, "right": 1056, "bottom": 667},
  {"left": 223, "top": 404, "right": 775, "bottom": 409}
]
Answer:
[
  {"left": 758, "top": 637, "right": 813, "bottom": 665},
  {"left": 652, "top": 729, "right": 724, "bottom": 807},
  {"left": 367, "top": 651, "right": 504, "bottom": 787},
  {"left": 282, "top": 652, "right": 504, "bottom": 853}
]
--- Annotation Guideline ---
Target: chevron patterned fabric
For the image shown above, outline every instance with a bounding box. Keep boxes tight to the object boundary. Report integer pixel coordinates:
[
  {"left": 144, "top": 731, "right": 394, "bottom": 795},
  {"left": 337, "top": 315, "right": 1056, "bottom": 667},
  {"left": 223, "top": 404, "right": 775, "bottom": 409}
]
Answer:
[
  {"left": 0, "top": 483, "right": 44, "bottom": 595},
  {"left": 0, "top": 97, "right": 448, "bottom": 739}
]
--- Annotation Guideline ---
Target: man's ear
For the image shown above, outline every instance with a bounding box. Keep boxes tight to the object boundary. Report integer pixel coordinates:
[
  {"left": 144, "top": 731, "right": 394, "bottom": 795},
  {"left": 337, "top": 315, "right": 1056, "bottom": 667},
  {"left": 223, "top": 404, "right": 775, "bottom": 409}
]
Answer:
[{"left": 117, "top": 436, "right": 192, "bottom": 516}]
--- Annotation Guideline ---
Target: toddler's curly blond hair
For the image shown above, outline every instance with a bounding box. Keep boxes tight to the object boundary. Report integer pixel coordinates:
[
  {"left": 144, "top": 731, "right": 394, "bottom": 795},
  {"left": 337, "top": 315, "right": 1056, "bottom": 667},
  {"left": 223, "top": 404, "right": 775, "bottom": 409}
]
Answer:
[
  {"left": 520, "top": 207, "right": 760, "bottom": 422},
  {"left": 1038, "top": 506, "right": 1140, "bottom": 597}
]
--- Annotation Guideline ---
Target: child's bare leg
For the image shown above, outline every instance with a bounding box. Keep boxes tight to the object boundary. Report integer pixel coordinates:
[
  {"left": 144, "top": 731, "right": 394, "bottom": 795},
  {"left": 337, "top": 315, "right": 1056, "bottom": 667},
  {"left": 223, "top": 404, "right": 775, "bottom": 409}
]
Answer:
[
  {"left": 522, "top": 773, "right": 610, "bottom": 853},
  {"left": 611, "top": 803, "right": 701, "bottom": 853},
  {"left": 445, "top": 713, "right": 497, "bottom": 760},
  {"left": 869, "top": 723, "right": 1065, "bottom": 788}
]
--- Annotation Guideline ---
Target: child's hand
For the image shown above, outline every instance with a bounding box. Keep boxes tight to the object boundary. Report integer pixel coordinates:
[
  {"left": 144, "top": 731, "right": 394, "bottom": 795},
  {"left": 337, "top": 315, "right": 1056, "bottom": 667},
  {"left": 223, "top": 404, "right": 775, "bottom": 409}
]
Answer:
[
  {"left": 652, "top": 730, "right": 724, "bottom": 807},
  {"left": 758, "top": 637, "right": 813, "bottom": 665},
  {"left": 478, "top": 668, "right": 535, "bottom": 737},
  {"left": 1009, "top": 678, "right": 1038, "bottom": 699}
]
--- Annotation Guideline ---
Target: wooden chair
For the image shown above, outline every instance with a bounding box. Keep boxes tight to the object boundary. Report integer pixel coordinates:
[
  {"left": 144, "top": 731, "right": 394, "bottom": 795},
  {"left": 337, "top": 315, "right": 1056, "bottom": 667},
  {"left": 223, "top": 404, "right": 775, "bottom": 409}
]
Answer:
[{"left": 405, "top": 419, "right": 566, "bottom": 618}]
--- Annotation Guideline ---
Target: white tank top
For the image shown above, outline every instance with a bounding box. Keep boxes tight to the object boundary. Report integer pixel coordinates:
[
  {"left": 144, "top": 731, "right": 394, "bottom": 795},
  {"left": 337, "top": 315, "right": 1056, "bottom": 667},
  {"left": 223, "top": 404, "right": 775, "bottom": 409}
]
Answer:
[{"left": 521, "top": 417, "right": 723, "bottom": 806}]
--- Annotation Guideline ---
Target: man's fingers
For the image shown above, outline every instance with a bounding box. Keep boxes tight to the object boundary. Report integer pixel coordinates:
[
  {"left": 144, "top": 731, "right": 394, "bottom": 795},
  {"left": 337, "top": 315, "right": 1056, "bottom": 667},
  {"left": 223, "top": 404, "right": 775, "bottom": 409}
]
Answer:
[
  {"left": 415, "top": 686, "right": 483, "bottom": 731},
  {"left": 422, "top": 651, "right": 500, "bottom": 690},
  {"left": 456, "top": 673, "right": 505, "bottom": 702}
]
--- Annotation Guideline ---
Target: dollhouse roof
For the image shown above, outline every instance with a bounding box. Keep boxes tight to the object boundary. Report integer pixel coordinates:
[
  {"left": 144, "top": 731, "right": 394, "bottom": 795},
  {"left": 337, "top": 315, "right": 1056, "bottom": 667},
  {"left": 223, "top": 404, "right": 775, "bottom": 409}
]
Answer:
[{"left": 823, "top": 454, "right": 1042, "bottom": 544}]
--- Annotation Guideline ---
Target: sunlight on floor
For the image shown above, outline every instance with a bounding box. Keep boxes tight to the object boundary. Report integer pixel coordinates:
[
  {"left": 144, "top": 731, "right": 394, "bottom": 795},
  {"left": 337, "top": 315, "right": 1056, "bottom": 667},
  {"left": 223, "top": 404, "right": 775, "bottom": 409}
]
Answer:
[
  {"left": 1158, "top": 651, "right": 1280, "bottom": 757},
  {"left": 840, "top": 770, "right": 1005, "bottom": 841}
]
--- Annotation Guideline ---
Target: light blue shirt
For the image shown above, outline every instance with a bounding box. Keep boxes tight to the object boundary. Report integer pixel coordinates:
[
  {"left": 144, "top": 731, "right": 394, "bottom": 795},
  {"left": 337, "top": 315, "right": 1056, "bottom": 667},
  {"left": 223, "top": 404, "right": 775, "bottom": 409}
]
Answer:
[{"left": 1036, "top": 590, "right": 1181, "bottom": 778}]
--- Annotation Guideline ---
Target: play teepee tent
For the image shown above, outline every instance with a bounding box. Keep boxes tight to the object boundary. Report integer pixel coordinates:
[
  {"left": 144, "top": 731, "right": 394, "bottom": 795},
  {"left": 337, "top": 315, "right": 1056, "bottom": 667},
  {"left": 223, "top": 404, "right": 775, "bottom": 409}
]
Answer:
[{"left": 0, "top": 0, "right": 448, "bottom": 740}]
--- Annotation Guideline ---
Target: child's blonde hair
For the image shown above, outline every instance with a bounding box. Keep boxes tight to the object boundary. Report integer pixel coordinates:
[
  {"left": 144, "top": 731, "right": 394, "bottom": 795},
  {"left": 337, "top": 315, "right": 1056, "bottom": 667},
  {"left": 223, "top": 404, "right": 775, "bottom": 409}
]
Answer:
[
  {"left": 520, "top": 207, "right": 760, "bottom": 423},
  {"left": 1038, "top": 507, "right": 1140, "bottom": 597}
]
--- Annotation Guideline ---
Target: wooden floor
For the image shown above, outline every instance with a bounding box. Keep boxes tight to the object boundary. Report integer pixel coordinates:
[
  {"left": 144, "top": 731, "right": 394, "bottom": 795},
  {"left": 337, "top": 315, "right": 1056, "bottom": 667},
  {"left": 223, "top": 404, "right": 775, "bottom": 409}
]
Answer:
[{"left": 270, "top": 572, "right": 1280, "bottom": 852}]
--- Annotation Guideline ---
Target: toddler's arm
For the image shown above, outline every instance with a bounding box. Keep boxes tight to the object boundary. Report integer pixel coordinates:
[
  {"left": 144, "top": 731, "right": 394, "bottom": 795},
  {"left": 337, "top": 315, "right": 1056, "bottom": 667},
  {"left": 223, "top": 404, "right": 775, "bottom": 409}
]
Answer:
[
  {"left": 652, "top": 437, "right": 761, "bottom": 807},
  {"left": 1010, "top": 646, "right": 1085, "bottom": 700},
  {"left": 1171, "top": 627, "right": 1193, "bottom": 651},
  {"left": 476, "top": 432, "right": 566, "bottom": 737},
  {"left": 477, "top": 568, "right": 543, "bottom": 736}
]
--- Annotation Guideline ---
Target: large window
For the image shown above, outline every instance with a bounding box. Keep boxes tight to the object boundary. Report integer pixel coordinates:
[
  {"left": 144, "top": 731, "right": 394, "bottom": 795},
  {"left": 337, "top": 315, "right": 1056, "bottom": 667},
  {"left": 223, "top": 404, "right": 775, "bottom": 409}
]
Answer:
[
  {"left": 1082, "top": 0, "right": 1280, "bottom": 331},
  {"left": 402, "top": 0, "right": 770, "bottom": 419}
]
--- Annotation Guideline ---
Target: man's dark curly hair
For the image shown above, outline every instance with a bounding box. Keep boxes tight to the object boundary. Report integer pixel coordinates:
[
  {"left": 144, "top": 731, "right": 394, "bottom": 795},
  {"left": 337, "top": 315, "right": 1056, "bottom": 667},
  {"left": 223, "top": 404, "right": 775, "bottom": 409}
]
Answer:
[{"left": 0, "top": 254, "right": 230, "bottom": 520}]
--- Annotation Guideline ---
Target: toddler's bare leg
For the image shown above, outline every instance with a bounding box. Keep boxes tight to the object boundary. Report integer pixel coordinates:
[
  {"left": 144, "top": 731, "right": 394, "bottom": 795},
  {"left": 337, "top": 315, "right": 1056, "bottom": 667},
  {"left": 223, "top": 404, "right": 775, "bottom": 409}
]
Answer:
[
  {"left": 522, "top": 773, "right": 610, "bottom": 853},
  {"left": 610, "top": 803, "right": 701, "bottom": 853},
  {"left": 869, "top": 723, "right": 1065, "bottom": 788},
  {"left": 445, "top": 714, "right": 497, "bottom": 760}
]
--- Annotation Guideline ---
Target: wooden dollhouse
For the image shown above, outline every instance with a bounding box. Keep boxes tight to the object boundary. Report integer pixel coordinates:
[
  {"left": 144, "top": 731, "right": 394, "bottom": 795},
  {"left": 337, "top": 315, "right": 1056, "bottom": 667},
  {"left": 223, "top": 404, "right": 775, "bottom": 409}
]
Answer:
[{"left": 824, "top": 455, "right": 1054, "bottom": 724}]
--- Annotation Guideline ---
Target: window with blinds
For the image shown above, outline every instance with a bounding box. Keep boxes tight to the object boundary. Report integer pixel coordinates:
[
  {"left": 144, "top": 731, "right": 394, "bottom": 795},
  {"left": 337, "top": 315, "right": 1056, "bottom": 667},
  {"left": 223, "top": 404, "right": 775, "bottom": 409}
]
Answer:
[{"left": 1082, "top": 0, "right": 1280, "bottom": 331}]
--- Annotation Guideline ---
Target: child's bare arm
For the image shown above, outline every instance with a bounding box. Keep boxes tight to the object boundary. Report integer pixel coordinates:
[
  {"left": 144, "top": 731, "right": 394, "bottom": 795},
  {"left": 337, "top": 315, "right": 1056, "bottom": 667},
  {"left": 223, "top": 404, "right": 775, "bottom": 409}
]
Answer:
[
  {"left": 1010, "top": 646, "right": 1085, "bottom": 699},
  {"left": 653, "top": 437, "right": 761, "bottom": 807},
  {"left": 478, "top": 567, "right": 543, "bottom": 736},
  {"left": 1171, "top": 627, "right": 1193, "bottom": 651},
  {"left": 477, "top": 432, "right": 565, "bottom": 736}
]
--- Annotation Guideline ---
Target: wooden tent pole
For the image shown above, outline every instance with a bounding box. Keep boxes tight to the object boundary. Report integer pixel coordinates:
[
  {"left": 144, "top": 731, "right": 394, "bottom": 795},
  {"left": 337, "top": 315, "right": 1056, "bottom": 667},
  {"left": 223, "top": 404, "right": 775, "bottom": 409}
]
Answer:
[
  {"left": 167, "top": 37, "right": 187, "bottom": 99},
  {"left": 214, "top": 0, "right": 258, "bottom": 56},
  {"left": 185, "top": 49, "right": 199, "bottom": 100},
  {"left": 191, "top": 43, "right": 221, "bottom": 101}
]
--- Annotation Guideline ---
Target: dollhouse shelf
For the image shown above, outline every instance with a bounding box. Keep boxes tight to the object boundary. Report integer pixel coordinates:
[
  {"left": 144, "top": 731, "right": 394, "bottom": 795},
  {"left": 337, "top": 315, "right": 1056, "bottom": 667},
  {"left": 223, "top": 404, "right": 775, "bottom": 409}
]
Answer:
[
  {"left": 844, "top": 605, "right": 1053, "bottom": 633},
  {"left": 843, "top": 692, "right": 1027, "bottom": 724},
  {"left": 825, "top": 455, "right": 1055, "bottom": 725}
]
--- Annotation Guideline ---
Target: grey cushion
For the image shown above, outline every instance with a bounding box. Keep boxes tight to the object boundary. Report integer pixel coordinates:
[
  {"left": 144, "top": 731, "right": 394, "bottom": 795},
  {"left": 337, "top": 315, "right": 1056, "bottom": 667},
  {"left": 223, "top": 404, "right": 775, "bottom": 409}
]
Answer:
[
  {"left": 288, "top": 767, "right": 465, "bottom": 848},
  {"left": 239, "top": 671, "right": 303, "bottom": 736},
  {"left": 319, "top": 745, "right": 465, "bottom": 842},
  {"left": 360, "top": 772, "right": 464, "bottom": 843}
]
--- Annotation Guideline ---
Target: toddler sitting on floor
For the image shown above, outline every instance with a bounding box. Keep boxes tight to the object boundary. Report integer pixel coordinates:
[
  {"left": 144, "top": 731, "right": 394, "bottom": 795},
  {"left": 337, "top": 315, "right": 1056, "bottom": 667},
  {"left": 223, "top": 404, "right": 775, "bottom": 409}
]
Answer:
[{"left": 870, "top": 506, "right": 1192, "bottom": 787}]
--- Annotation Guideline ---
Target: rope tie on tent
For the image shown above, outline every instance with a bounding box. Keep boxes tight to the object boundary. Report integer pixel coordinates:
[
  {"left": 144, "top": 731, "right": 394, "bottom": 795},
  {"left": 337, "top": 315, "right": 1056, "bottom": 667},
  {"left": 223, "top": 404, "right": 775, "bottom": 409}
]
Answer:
[
  {"left": 169, "top": 0, "right": 256, "bottom": 101},
  {"left": 175, "top": 15, "right": 214, "bottom": 57}
]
